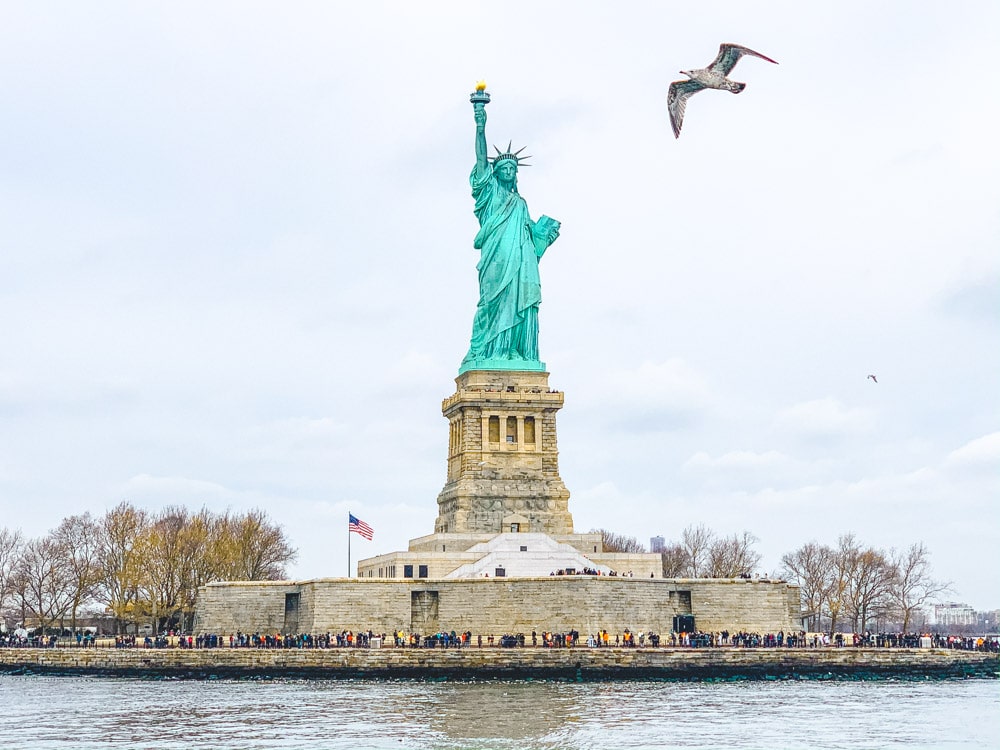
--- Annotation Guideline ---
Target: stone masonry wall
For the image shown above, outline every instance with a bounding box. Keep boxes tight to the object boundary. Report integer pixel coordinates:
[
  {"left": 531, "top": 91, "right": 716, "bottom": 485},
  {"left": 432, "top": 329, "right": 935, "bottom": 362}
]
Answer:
[
  {"left": 195, "top": 577, "right": 800, "bottom": 636},
  {"left": 2, "top": 646, "right": 995, "bottom": 681},
  {"left": 194, "top": 581, "right": 294, "bottom": 634}
]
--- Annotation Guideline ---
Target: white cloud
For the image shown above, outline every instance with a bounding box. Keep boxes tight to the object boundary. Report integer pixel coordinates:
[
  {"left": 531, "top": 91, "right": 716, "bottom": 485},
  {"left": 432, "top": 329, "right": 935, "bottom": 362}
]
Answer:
[
  {"left": 683, "top": 449, "right": 792, "bottom": 471},
  {"left": 774, "top": 398, "right": 874, "bottom": 440},
  {"left": 574, "top": 359, "right": 712, "bottom": 431},
  {"left": 250, "top": 417, "right": 346, "bottom": 440},
  {"left": 944, "top": 432, "right": 1000, "bottom": 468},
  {"left": 121, "top": 474, "right": 238, "bottom": 503},
  {"left": 842, "top": 467, "right": 943, "bottom": 501},
  {"left": 572, "top": 481, "right": 626, "bottom": 507}
]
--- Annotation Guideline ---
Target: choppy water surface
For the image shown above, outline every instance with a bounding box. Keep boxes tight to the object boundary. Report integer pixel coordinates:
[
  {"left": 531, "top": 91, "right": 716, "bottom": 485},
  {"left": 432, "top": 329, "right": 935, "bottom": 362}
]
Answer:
[{"left": 0, "top": 675, "right": 997, "bottom": 749}]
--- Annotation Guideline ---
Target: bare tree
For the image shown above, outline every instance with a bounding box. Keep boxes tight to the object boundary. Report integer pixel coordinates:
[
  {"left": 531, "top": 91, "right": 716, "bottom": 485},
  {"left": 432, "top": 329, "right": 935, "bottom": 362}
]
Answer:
[
  {"left": 52, "top": 513, "right": 103, "bottom": 635},
  {"left": 230, "top": 509, "right": 296, "bottom": 579},
  {"left": 213, "top": 509, "right": 296, "bottom": 581},
  {"left": 680, "top": 524, "right": 715, "bottom": 577},
  {"left": 706, "top": 531, "right": 762, "bottom": 578},
  {"left": 824, "top": 534, "right": 859, "bottom": 635},
  {"left": 15, "top": 536, "right": 75, "bottom": 633},
  {"left": 140, "top": 507, "right": 191, "bottom": 632},
  {"left": 890, "top": 542, "right": 951, "bottom": 633},
  {"left": 6, "top": 504, "right": 298, "bottom": 636},
  {"left": 845, "top": 546, "right": 894, "bottom": 632},
  {"left": 98, "top": 501, "right": 149, "bottom": 633},
  {"left": 176, "top": 509, "right": 216, "bottom": 631},
  {"left": 660, "top": 543, "right": 688, "bottom": 577},
  {"left": 590, "top": 528, "right": 647, "bottom": 554},
  {"left": 0, "top": 528, "right": 24, "bottom": 625},
  {"left": 154, "top": 507, "right": 297, "bottom": 631},
  {"left": 781, "top": 541, "right": 833, "bottom": 631}
]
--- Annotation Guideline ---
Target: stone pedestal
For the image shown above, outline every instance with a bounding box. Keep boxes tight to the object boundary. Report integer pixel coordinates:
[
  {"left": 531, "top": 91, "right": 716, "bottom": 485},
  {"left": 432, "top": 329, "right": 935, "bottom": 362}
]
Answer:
[{"left": 433, "top": 370, "right": 573, "bottom": 535}]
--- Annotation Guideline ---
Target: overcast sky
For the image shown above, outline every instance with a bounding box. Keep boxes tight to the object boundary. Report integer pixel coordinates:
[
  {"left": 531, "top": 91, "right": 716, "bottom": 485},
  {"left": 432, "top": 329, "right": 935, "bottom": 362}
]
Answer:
[{"left": 2, "top": 2, "right": 997, "bottom": 609}]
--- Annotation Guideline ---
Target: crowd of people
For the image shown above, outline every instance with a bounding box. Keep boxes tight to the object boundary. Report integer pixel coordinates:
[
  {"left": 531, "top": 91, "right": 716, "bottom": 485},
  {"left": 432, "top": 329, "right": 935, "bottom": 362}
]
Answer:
[
  {"left": 2, "top": 629, "right": 997, "bottom": 652},
  {"left": 549, "top": 568, "right": 644, "bottom": 577}
]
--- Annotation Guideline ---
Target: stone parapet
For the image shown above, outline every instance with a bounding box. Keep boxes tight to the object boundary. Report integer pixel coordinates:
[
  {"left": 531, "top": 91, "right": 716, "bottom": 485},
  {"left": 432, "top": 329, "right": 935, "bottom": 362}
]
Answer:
[
  {"left": 440, "top": 387, "right": 564, "bottom": 413},
  {"left": 2, "top": 647, "right": 995, "bottom": 681}
]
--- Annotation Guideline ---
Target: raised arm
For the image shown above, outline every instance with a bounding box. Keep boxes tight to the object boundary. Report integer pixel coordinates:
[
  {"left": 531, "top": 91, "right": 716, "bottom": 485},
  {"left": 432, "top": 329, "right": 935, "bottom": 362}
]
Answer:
[{"left": 474, "top": 104, "right": 488, "bottom": 172}]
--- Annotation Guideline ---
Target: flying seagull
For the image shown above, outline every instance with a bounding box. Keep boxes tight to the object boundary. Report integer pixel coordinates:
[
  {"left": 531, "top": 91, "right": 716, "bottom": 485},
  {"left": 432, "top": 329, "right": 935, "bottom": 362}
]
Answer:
[
  {"left": 668, "top": 43, "right": 778, "bottom": 138},
  {"left": 867, "top": 374, "right": 878, "bottom": 383}
]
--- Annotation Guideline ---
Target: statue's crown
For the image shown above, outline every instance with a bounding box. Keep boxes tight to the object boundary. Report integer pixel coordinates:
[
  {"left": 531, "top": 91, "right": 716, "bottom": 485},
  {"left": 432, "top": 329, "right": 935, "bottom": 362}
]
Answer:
[{"left": 490, "top": 141, "right": 531, "bottom": 168}]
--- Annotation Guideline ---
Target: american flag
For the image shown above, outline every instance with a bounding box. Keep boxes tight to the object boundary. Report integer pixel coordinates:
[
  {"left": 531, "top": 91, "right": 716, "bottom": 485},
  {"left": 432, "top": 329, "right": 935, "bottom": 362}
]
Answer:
[{"left": 348, "top": 513, "right": 374, "bottom": 541}]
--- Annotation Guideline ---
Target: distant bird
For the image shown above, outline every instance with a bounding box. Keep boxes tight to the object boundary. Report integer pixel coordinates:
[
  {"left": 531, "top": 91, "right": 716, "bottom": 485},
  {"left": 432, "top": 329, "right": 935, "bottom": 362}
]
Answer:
[
  {"left": 867, "top": 374, "right": 878, "bottom": 383},
  {"left": 667, "top": 43, "right": 778, "bottom": 138}
]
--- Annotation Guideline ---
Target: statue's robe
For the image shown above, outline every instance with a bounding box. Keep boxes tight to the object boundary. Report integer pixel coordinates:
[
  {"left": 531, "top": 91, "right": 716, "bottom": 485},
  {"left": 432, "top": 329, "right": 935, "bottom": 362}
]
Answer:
[{"left": 461, "top": 164, "right": 551, "bottom": 370}]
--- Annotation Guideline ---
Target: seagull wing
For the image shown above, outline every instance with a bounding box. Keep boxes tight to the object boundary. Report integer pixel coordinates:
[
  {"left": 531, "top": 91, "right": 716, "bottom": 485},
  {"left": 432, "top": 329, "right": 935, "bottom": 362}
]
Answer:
[
  {"left": 668, "top": 79, "right": 706, "bottom": 138},
  {"left": 709, "top": 43, "right": 779, "bottom": 75}
]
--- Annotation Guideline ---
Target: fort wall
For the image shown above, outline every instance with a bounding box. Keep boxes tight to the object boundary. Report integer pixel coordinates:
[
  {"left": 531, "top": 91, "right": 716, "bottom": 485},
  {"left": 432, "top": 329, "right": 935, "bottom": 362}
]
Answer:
[{"left": 194, "top": 576, "right": 800, "bottom": 636}]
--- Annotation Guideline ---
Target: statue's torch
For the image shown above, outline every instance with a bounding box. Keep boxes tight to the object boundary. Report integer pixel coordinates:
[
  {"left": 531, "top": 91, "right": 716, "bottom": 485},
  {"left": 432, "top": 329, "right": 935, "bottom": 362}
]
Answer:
[{"left": 470, "top": 80, "right": 490, "bottom": 109}]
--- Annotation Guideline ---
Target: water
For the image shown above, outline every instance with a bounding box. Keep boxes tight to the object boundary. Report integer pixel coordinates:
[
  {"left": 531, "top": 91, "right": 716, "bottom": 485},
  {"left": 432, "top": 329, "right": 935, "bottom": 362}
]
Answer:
[{"left": 0, "top": 675, "right": 997, "bottom": 749}]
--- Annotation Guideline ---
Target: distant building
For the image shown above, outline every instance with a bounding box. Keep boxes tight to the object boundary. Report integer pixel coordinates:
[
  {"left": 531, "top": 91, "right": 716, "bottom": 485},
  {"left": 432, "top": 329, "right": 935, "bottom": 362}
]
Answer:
[
  {"left": 978, "top": 609, "right": 1000, "bottom": 632},
  {"left": 932, "top": 602, "right": 976, "bottom": 627},
  {"left": 650, "top": 536, "right": 665, "bottom": 553}
]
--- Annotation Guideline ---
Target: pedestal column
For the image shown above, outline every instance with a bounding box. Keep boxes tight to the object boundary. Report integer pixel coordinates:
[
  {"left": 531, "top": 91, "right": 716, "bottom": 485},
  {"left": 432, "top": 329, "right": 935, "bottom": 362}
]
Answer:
[{"left": 434, "top": 370, "right": 573, "bottom": 535}]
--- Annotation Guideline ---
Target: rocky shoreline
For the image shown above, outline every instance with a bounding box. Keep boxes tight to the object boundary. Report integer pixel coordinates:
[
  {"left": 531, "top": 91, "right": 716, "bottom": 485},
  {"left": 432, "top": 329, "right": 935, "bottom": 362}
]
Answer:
[{"left": 1, "top": 646, "right": 996, "bottom": 681}]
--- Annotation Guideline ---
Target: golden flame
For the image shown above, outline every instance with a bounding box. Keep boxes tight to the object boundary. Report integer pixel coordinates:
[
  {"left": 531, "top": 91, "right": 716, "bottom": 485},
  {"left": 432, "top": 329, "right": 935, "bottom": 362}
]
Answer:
[{"left": 475, "top": 80, "right": 487, "bottom": 92}]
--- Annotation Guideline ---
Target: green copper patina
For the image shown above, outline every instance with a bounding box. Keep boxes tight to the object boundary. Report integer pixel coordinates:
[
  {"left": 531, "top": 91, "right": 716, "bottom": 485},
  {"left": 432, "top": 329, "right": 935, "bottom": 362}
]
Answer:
[{"left": 459, "top": 89, "right": 560, "bottom": 375}]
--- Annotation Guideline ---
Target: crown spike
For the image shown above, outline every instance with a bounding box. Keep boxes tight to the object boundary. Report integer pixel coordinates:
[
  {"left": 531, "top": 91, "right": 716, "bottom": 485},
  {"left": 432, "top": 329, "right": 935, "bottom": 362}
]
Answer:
[{"left": 489, "top": 142, "right": 531, "bottom": 167}]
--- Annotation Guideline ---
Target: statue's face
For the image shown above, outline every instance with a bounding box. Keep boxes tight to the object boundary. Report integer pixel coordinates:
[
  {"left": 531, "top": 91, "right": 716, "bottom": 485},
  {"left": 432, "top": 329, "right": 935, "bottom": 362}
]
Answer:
[{"left": 495, "top": 161, "right": 517, "bottom": 186}]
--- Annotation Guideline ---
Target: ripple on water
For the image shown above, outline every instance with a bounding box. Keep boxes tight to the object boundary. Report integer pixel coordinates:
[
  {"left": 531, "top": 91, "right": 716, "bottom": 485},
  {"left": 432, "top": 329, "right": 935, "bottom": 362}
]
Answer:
[{"left": 0, "top": 676, "right": 996, "bottom": 749}]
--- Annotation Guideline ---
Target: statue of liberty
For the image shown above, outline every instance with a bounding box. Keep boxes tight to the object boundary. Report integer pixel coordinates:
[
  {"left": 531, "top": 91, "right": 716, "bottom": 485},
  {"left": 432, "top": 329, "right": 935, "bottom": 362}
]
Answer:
[{"left": 460, "top": 86, "right": 561, "bottom": 374}]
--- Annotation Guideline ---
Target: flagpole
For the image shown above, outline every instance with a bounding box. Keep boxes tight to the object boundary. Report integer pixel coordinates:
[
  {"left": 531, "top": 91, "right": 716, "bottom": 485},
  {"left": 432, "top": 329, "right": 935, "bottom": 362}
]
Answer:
[{"left": 347, "top": 512, "right": 351, "bottom": 578}]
